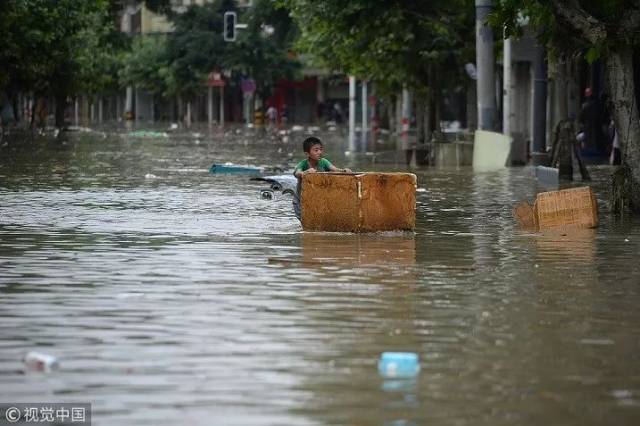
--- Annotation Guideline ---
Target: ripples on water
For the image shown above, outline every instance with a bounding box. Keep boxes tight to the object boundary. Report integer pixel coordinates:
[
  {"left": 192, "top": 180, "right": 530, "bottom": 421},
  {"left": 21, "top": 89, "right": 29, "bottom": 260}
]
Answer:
[{"left": 1, "top": 129, "right": 639, "bottom": 425}]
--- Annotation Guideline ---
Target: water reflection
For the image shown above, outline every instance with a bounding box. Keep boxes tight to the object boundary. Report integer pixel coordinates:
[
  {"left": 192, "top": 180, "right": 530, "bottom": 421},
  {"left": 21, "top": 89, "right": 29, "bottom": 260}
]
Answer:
[
  {"left": 274, "top": 232, "right": 425, "bottom": 425},
  {"left": 301, "top": 232, "right": 416, "bottom": 266},
  {"left": 534, "top": 229, "right": 597, "bottom": 264}
]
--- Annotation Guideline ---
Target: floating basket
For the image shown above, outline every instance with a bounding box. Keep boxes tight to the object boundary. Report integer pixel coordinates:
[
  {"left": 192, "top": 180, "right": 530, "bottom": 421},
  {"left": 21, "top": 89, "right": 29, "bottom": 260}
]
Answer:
[{"left": 514, "top": 186, "right": 598, "bottom": 231}]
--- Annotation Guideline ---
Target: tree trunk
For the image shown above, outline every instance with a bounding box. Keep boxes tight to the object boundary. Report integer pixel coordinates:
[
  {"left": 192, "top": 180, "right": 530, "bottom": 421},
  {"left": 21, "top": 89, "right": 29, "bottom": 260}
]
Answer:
[
  {"left": 12, "top": 98, "right": 18, "bottom": 123},
  {"left": 55, "top": 93, "right": 68, "bottom": 129},
  {"left": 30, "top": 96, "right": 37, "bottom": 129},
  {"left": 606, "top": 46, "right": 640, "bottom": 212}
]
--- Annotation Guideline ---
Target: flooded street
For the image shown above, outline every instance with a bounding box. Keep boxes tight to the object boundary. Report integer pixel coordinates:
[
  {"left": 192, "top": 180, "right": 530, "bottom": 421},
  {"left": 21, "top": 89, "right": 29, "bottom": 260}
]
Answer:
[{"left": 1, "top": 129, "right": 639, "bottom": 425}]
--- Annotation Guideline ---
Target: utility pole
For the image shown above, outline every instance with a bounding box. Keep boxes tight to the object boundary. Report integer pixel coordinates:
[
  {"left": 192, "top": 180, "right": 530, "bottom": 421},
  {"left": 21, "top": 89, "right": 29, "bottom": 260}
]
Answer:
[
  {"left": 208, "top": 86, "right": 213, "bottom": 125},
  {"left": 532, "top": 42, "right": 548, "bottom": 162},
  {"left": 122, "top": 1, "right": 138, "bottom": 127},
  {"left": 361, "top": 80, "right": 368, "bottom": 149},
  {"left": 475, "top": 0, "right": 495, "bottom": 130},
  {"left": 402, "top": 86, "right": 414, "bottom": 166},
  {"left": 503, "top": 35, "right": 513, "bottom": 136},
  {"left": 348, "top": 76, "right": 356, "bottom": 152}
]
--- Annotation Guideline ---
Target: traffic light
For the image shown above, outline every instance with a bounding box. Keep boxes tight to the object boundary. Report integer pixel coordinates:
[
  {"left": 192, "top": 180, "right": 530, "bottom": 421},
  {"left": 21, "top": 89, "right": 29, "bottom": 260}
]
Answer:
[{"left": 223, "top": 11, "right": 236, "bottom": 42}]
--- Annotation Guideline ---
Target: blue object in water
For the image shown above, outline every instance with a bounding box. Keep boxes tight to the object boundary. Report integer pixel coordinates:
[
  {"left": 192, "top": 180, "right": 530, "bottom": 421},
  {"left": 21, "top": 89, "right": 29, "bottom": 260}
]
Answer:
[
  {"left": 209, "top": 164, "right": 263, "bottom": 174},
  {"left": 378, "top": 352, "right": 420, "bottom": 379},
  {"left": 535, "top": 165, "right": 559, "bottom": 187}
]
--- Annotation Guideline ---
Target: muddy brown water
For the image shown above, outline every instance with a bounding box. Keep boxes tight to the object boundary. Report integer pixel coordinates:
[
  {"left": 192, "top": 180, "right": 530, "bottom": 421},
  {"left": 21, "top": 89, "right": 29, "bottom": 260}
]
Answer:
[{"left": 1, "top": 127, "right": 639, "bottom": 425}]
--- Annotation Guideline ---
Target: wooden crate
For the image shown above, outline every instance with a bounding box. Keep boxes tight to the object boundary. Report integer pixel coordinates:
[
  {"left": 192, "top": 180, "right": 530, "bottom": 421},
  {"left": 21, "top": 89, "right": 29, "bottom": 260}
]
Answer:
[
  {"left": 301, "top": 172, "right": 416, "bottom": 232},
  {"left": 533, "top": 186, "right": 598, "bottom": 230}
]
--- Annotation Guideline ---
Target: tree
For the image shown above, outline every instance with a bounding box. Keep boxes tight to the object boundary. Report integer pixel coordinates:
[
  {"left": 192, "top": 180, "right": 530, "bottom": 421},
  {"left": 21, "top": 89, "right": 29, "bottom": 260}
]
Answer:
[
  {"left": 164, "top": 0, "right": 235, "bottom": 100},
  {"left": 224, "top": 0, "right": 301, "bottom": 101},
  {"left": 491, "top": 0, "right": 640, "bottom": 213},
  {"left": 0, "top": 0, "right": 116, "bottom": 127},
  {"left": 120, "top": 36, "right": 170, "bottom": 96},
  {"left": 281, "top": 0, "right": 475, "bottom": 146},
  {"left": 282, "top": 0, "right": 474, "bottom": 95}
]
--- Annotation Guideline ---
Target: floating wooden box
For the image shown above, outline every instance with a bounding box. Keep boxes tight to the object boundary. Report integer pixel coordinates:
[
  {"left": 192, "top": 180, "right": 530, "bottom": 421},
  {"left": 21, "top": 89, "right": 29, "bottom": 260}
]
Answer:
[
  {"left": 514, "top": 186, "right": 598, "bottom": 231},
  {"left": 301, "top": 173, "right": 417, "bottom": 232}
]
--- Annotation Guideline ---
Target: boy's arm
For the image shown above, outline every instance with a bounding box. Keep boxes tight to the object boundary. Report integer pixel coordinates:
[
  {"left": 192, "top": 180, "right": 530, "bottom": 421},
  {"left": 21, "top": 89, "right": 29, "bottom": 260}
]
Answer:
[
  {"left": 328, "top": 163, "right": 352, "bottom": 173},
  {"left": 294, "top": 167, "right": 317, "bottom": 178}
]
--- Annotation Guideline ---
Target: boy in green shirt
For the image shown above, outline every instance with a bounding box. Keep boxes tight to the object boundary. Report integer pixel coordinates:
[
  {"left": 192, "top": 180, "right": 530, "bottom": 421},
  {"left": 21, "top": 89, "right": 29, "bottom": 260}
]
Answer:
[{"left": 292, "top": 136, "right": 352, "bottom": 220}]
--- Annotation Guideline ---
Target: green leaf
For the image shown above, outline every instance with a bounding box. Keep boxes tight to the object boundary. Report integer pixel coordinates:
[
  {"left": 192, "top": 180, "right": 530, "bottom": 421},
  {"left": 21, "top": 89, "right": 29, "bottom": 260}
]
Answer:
[{"left": 585, "top": 46, "right": 601, "bottom": 64}]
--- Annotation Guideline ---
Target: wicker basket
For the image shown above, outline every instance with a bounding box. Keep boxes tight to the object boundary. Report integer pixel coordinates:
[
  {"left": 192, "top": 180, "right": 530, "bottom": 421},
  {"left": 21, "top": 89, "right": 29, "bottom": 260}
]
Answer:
[
  {"left": 533, "top": 186, "right": 598, "bottom": 230},
  {"left": 514, "top": 186, "right": 598, "bottom": 231}
]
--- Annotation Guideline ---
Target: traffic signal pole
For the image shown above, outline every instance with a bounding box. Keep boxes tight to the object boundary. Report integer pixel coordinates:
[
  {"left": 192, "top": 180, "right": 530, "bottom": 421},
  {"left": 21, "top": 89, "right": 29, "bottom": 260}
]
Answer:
[{"left": 475, "top": 0, "right": 495, "bottom": 130}]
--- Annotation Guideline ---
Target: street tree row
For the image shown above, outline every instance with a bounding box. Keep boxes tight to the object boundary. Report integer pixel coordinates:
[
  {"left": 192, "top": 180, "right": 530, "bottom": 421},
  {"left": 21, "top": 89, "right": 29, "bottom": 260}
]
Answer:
[{"left": 0, "top": 0, "right": 300, "bottom": 127}]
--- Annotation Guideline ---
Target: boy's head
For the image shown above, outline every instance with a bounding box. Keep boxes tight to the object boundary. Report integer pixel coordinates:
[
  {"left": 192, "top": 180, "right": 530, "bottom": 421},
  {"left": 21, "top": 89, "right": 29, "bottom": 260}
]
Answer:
[{"left": 302, "top": 136, "right": 323, "bottom": 153}]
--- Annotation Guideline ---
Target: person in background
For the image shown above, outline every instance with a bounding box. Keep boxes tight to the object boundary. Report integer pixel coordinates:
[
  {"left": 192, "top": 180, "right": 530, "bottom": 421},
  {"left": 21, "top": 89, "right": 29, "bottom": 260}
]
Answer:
[
  {"left": 332, "top": 102, "right": 344, "bottom": 124},
  {"left": 292, "top": 136, "right": 352, "bottom": 221},
  {"left": 266, "top": 105, "right": 278, "bottom": 130},
  {"left": 578, "top": 87, "right": 606, "bottom": 154}
]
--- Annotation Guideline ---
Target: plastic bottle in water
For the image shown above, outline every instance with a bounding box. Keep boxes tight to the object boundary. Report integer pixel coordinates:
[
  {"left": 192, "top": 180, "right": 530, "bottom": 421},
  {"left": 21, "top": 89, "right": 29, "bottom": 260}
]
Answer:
[{"left": 24, "top": 351, "right": 59, "bottom": 372}]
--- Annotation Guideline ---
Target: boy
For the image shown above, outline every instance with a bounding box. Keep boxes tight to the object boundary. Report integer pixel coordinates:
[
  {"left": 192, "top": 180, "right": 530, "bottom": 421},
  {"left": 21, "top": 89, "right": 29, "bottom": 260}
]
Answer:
[{"left": 292, "top": 136, "right": 352, "bottom": 220}]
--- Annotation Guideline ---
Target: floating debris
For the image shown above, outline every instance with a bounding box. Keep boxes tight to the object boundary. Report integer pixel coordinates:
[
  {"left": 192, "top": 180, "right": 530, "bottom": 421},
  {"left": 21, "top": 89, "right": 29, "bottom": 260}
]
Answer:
[
  {"left": 209, "top": 163, "right": 264, "bottom": 174},
  {"left": 378, "top": 352, "right": 420, "bottom": 379},
  {"left": 260, "top": 190, "right": 274, "bottom": 200},
  {"left": 24, "top": 351, "right": 59, "bottom": 372},
  {"left": 514, "top": 186, "right": 598, "bottom": 231}
]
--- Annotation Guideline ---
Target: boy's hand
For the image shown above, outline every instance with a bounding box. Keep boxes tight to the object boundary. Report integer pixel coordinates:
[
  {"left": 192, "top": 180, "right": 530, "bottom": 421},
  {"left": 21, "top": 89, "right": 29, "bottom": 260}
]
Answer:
[
  {"left": 342, "top": 168, "right": 353, "bottom": 173},
  {"left": 306, "top": 168, "right": 317, "bottom": 174}
]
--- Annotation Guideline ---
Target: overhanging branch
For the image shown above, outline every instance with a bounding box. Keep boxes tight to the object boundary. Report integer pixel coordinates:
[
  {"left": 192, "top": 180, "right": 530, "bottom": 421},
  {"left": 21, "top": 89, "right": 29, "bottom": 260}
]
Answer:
[{"left": 549, "top": 0, "right": 607, "bottom": 46}]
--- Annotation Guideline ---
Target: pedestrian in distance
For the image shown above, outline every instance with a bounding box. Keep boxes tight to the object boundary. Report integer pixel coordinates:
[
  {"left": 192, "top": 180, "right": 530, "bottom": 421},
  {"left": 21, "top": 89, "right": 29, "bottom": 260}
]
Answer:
[
  {"left": 266, "top": 105, "right": 277, "bottom": 124},
  {"left": 292, "top": 136, "right": 352, "bottom": 221},
  {"left": 332, "top": 102, "right": 344, "bottom": 124},
  {"left": 266, "top": 105, "right": 278, "bottom": 134},
  {"left": 578, "top": 87, "right": 607, "bottom": 155}
]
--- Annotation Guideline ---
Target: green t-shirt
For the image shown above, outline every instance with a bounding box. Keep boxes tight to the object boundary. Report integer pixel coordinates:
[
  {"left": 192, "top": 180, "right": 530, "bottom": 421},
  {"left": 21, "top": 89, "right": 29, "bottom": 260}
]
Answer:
[
  {"left": 294, "top": 158, "right": 333, "bottom": 173},
  {"left": 293, "top": 158, "right": 334, "bottom": 197}
]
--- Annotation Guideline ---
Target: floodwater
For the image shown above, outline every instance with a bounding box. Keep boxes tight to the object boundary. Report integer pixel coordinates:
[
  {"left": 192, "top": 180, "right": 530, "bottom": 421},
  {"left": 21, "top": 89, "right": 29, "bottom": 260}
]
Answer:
[{"left": 1, "top": 127, "right": 639, "bottom": 426}]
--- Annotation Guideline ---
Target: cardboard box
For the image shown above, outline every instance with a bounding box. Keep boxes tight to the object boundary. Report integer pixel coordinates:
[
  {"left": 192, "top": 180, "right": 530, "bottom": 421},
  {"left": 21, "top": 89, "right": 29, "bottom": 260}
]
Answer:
[
  {"left": 301, "top": 172, "right": 417, "bottom": 232},
  {"left": 513, "top": 186, "right": 598, "bottom": 231}
]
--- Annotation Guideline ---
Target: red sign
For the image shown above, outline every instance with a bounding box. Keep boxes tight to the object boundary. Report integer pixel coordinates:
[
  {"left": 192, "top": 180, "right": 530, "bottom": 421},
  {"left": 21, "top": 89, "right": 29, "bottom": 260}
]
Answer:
[{"left": 207, "top": 71, "right": 225, "bottom": 87}]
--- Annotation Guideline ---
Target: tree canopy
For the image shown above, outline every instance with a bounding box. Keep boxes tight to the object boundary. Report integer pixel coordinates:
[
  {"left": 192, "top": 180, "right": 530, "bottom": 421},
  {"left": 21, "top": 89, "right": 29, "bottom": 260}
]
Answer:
[
  {"left": 0, "top": 0, "right": 112, "bottom": 98},
  {"left": 282, "top": 0, "right": 475, "bottom": 94},
  {"left": 491, "top": 0, "right": 640, "bottom": 61},
  {"left": 119, "top": 0, "right": 299, "bottom": 100}
]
